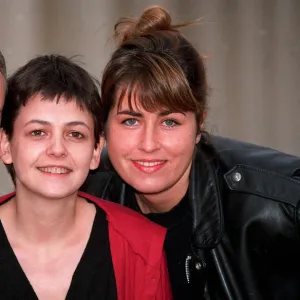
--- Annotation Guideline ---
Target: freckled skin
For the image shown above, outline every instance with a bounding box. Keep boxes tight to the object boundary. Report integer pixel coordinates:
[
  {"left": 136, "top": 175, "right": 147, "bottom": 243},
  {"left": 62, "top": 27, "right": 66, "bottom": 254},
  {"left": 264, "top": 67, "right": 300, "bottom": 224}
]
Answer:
[{"left": 106, "top": 97, "right": 201, "bottom": 212}]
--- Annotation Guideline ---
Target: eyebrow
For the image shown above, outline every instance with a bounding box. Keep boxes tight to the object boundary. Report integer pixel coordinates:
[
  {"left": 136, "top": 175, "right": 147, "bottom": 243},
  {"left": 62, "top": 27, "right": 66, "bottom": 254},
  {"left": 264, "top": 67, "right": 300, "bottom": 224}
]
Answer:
[
  {"left": 117, "top": 110, "right": 186, "bottom": 117},
  {"left": 159, "top": 110, "right": 186, "bottom": 117},
  {"left": 24, "top": 119, "right": 91, "bottom": 130},
  {"left": 117, "top": 110, "right": 143, "bottom": 117}
]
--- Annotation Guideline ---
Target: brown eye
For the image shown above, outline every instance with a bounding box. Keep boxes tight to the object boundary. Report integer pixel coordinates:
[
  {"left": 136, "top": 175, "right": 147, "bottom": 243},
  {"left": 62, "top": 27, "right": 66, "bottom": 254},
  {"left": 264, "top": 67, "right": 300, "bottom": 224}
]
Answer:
[
  {"left": 31, "top": 130, "right": 45, "bottom": 136},
  {"left": 69, "top": 131, "right": 84, "bottom": 139}
]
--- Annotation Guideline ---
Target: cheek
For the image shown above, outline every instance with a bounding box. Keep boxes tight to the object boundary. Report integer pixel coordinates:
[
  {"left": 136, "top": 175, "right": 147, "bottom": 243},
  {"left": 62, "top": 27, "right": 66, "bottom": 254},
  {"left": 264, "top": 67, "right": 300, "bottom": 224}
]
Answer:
[
  {"left": 106, "top": 127, "right": 135, "bottom": 154},
  {"left": 69, "top": 143, "right": 95, "bottom": 165},
  {"left": 106, "top": 123, "right": 125, "bottom": 140},
  {"left": 9, "top": 143, "right": 39, "bottom": 176},
  {"left": 11, "top": 140, "right": 44, "bottom": 162},
  {"left": 162, "top": 132, "right": 197, "bottom": 155}
]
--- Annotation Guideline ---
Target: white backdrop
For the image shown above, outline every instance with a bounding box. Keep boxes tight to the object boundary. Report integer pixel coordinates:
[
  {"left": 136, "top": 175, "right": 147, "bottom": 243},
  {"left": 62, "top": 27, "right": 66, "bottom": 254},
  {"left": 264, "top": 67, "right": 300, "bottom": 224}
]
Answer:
[{"left": 0, "top": 0, "right": 299, "bottom": 194}]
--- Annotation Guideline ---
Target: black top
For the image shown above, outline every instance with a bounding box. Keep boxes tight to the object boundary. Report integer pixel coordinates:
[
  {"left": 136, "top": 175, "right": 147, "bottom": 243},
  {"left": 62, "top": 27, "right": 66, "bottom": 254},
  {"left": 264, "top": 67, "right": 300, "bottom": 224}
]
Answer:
[
  {"left": 127, "top": 188, "right": 193, "bottom": 300},
  {"left": 0, "top": 205, "right": 117, "bottom": 300}
]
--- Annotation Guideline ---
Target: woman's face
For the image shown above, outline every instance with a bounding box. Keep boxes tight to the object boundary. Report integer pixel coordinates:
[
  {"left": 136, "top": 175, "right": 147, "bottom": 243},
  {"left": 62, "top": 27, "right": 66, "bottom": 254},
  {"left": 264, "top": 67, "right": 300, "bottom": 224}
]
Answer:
[
  {"left": 1, "top": 94, "right": 102, "bottom": 200},
  {"left": 106, "top": 96, "right": 201, "bottom": 211}
]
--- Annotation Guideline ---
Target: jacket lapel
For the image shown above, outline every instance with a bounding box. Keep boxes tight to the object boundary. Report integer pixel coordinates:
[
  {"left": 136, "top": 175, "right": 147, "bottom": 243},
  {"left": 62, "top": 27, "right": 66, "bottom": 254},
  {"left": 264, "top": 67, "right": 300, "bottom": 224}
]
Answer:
[{"left": 189, "top": 149, "right": 224, "bottom": 248}]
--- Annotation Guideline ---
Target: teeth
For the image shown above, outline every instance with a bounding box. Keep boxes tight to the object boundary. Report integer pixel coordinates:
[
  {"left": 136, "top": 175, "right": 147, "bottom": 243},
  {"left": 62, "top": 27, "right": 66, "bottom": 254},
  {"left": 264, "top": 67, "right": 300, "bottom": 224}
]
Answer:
[
  {"left": 136, "top": 161, "right": 164, "bottom": 167},
  {"left": 38, "top": 167, "right": 70, "bottom": 174}
]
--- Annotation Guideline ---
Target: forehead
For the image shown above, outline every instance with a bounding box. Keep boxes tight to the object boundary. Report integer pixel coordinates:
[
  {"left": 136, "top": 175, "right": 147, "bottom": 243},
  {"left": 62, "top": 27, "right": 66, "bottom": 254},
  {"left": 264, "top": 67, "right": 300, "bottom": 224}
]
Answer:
[{"left": 16, "top": 94, "right": 92, "bottom": 123}]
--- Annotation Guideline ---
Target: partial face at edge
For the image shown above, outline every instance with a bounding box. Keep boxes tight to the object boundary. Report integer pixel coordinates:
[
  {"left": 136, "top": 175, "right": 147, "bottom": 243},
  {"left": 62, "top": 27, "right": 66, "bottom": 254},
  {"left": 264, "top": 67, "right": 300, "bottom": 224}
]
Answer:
[
  {"left": 0, "top": 74, "right": 5, "bottom": 117},
  {"left": 105, "top": 95, "right": 201, "bottom": 204},
  {"left": 0, "top": 94, "right": 103, "bottom": 199},
  {"left": 0, "top": 74, "right": 6, "bottom": 157}
]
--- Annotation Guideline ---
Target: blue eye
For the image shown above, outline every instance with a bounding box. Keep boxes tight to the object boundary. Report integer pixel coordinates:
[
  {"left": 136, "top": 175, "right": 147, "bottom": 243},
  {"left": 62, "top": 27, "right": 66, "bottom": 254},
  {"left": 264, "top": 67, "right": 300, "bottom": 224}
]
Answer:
[
  {"left": 123, "top": 118, "right": 138, "bottom": 126},
  {"left": 163, "top": 119, "right": 178, "bottom": 127}
]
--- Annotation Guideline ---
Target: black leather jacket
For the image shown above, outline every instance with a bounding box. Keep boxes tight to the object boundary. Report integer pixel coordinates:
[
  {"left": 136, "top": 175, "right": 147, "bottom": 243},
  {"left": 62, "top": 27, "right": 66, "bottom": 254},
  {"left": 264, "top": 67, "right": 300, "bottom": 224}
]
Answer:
[{"left": 83, "top": 135, "right": 300, "bottom": 300}]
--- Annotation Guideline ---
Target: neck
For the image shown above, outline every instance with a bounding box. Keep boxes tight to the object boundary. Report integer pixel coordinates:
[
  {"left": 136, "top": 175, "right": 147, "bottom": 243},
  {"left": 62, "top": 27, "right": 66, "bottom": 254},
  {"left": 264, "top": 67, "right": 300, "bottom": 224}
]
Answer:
[
  {"left": 5, "top": 188, "right": 89, "bottom": 244},
  {"left": 135, "top": 171, "right": 190, "bottom": 214}
]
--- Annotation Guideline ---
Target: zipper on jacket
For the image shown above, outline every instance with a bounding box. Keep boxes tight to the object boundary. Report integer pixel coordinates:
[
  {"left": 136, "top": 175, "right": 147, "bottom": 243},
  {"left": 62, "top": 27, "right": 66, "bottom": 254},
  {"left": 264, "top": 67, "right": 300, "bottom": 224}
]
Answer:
[
  {"left": 186, "top": 254, "right": 207, "bottom": 283},
  {"left": 185, "top": 255, "right": 192, "bottom": 283},
  {"left": 186, "top": 253, "right": 208, "bottom": 299}
]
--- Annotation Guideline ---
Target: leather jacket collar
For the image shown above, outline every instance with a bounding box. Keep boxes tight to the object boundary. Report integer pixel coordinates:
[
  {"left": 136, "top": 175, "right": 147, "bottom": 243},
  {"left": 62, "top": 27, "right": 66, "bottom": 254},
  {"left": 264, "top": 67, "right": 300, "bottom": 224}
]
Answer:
[
  {"left": 91, "top": 141, "right": 225, "bottom": 249},
  {"left": 189, "top": 148, "right": 224, "bottom": 249}
]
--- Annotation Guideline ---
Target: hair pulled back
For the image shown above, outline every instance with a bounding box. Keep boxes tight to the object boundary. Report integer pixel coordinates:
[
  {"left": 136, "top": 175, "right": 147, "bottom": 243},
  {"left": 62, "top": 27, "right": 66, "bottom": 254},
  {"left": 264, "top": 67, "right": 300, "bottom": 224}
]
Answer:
[{"left": 102, "top": 6, "right": 208, "bottom": 131}]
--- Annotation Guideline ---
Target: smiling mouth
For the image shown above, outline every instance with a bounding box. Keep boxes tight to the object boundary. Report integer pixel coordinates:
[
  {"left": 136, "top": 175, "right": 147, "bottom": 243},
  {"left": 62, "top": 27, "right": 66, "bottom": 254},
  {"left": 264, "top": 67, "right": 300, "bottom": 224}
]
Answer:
[
  {"left": 132, "top": 160, "right": 166, "bottom": 173},
  {"left": 135, "top": 161, "right": 165, "bottom": 167},
  {"left": 135, "top": 160, "right": 165, "bottom": 167},
  {"left": 38, "top": 167, "right": 71, "bottom": 174}
]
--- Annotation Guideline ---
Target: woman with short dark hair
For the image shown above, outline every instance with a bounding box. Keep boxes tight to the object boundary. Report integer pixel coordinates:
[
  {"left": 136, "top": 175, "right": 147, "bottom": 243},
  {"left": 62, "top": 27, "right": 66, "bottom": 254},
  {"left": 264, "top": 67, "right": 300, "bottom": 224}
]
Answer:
[{"left": 0, "top": 54, "right": 172, "bottom": 300}]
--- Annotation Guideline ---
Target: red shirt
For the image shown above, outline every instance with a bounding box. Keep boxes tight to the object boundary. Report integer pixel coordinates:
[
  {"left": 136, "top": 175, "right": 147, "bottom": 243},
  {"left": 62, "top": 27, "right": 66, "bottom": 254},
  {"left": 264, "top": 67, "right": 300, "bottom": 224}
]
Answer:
[{"left": 0, "top": 192, "right": 172, "bottom": 300}]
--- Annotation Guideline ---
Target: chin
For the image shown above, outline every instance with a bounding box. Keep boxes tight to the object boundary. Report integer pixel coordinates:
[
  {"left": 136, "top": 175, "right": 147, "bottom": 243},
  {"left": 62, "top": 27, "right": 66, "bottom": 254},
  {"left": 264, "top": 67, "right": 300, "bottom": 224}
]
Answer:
[
  {"left": 131, "top": 183, "right": 167, "bottom": 196},
  {"left": 34, "top": 187, "right": 78, "bottom": 200},
  {"left": 17, "top": 179, "right": 80, "bottom": 200}
]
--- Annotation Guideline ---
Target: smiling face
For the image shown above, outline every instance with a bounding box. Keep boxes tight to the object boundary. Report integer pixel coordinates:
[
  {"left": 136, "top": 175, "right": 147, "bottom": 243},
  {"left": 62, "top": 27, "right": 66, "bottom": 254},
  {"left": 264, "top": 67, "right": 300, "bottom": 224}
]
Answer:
[
  {"left": 106, "top": 97, "right": 201, "bottom": 212},
  {"left": 1, "top": 94, "right": 102, "bottom": 199}
]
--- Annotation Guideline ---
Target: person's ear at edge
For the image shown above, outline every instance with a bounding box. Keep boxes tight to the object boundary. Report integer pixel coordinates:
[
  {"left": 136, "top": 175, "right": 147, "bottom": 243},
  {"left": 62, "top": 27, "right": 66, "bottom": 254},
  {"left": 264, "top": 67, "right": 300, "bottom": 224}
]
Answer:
[
  {"left": 89, "top": 134, "right": 105, "bottom": 170},
  {"left": 0, "top": 130, "right": 12, "bottom": 164}
]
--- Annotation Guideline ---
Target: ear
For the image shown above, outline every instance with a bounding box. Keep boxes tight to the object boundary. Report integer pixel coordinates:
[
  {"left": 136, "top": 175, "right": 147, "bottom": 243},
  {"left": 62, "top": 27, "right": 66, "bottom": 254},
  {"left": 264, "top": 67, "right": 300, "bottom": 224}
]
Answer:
[
  {"left": 89, "top": 134, "right": 105, "bottom": 170},
  {"left": 195, "top": 132, "right": 201, "bottom": 144},
  {"left": 195, "top": 111, "right": 207, "bottom": 144},
  {"left": 0, "top": 130, "right": 13, "bottom": 164}
]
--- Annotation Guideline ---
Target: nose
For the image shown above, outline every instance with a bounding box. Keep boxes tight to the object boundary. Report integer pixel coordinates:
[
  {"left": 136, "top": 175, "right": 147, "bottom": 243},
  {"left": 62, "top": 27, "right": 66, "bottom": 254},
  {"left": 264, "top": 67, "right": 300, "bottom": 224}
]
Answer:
[
  {"left": 138, "top": 124, "right": 160, "bottom": 153},
  {"left": 46, "top": 135, "right": 68, "bottom": 157}
]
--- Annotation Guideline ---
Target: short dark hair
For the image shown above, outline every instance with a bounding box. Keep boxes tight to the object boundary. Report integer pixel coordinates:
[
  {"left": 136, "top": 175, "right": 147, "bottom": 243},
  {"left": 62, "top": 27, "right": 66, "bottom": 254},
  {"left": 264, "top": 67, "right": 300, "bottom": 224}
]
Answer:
[
  {"left": 1, "top": 54, "right": 103, "bottom": 181},
  {"left": 0, "top": 50, "right": 6, "bottom": 78}
]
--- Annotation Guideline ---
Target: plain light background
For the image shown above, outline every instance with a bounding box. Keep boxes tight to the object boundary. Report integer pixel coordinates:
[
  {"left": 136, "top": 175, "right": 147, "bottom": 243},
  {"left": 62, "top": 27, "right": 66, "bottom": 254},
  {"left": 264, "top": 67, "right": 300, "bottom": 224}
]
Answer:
[{"left": 0, "top": 0, "right": 299, "bottom": 194}]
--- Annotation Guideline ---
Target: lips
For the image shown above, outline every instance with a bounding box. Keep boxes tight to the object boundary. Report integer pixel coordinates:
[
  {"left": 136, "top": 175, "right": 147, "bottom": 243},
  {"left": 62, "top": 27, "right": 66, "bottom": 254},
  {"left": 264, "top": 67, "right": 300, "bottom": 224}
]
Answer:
[
  {"left": 38, "top": 166, "right": 72, "bottom": 174},
  {"left": 132, "top": 160, "right": 166, "bottom": 173},
  {"left": 135, "top": 161, "right": 165, "bottom": 167}
]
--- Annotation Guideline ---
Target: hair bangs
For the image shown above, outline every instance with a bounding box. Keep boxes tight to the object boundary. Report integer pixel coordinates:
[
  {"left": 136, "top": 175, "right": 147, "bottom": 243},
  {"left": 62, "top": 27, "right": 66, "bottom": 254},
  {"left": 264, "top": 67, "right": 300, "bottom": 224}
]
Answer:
[
  {"left": 115, "top": 53, "right": 200, "bottom": 114},
  {"left": 39, "top": 90, "right": 87, "bottom": 112}
]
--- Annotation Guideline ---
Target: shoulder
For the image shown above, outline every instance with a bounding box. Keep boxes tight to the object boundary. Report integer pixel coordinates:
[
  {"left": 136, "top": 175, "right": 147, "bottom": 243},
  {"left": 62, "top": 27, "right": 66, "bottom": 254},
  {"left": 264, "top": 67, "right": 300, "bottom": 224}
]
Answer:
[
  {"left": 211, "top": 135, "right": 300, "bottom": 177},
  {"left": 210, "top": 135, "right": 300, "bottom": 207},
  {"left": 79, "top": 191, "right": 166, "bottom": 250},
  {"left": 0, "top": 192, "right": 15, "bottom": 204}
]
